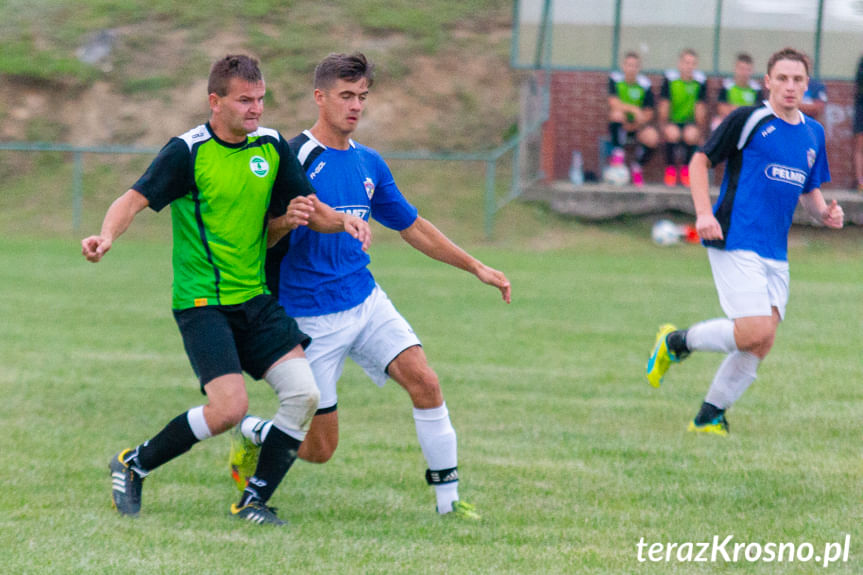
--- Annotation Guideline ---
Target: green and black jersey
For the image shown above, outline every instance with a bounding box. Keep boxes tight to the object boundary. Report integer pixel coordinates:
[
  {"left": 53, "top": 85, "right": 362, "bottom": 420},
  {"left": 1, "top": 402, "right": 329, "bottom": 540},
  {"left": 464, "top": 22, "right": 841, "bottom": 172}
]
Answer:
[
  {"left": 717, "top": 78, "right": 763, "bottom": 108},
  {"left": 660, "top": 70, "right": 707, "bottom": 124},
  {"left": 133, "top": 123, "right": 314, "bottom": 310},
  {"left": 608, "top": 72, "right": 655, "bottom": 111}
]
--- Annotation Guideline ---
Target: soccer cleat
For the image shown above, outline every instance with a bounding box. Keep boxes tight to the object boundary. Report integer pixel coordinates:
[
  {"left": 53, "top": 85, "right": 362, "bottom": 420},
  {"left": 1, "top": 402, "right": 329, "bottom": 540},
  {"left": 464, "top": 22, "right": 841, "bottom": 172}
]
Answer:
[
  {"left": 229, "top": 425, "right": 260, "bottom": 492},
  {"left": 645, "top": 324, "right": 683, "bottom": 388},
  {"left": 109, "top": 449, "right": 145, "bottom": 517},
  {"left": 444, "top": 500, "right": 481, "bottom": 520},
  {"left": 687, "top": 414, "right": 729, "bottom": 436},
  {"left": 664, "top": 166, "right": 678, "bottom": 187},
  {"left": 230, "top": 499, "right": 286, "bottom": 526},
  {"left": 630, "top": 163, "right": 644, "bottom": 188},
  {"left": 680, "top": 165, "right": 691, "bottom": 187}
]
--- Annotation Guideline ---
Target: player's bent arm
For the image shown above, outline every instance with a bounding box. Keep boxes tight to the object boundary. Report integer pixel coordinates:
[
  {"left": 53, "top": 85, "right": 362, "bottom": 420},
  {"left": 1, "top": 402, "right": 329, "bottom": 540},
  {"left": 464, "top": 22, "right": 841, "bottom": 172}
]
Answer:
[
  {"left": 695, "top": 102, "right": 708, "bottom": 130},
  {"left": 688, "top": 152, "right": 723, "bottom": 240},
  {"left": 81, "top": 189, "right": 149, "bottom": 262},
  {"left": 400, "top": 216, "right": 511, "bottom": 303},
  {"left": 306, "top": 195, "right": 372, "bottom": 249},
  {"left": 657, "top": 100, "right": 670, "bottom": 125},
  {"left": 799, "top": 190, "right": 844, "bottom": 229}
]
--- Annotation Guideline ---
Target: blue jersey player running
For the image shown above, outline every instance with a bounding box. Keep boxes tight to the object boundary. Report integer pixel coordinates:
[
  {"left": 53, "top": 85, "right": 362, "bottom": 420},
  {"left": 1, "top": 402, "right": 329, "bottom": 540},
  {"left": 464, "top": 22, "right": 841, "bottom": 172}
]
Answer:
[
  {"left": 645, "top": 47, "right": 844, "bottom": 435},
  {"left": 230, "top": 52, "right": 511, "bottom": 518}
]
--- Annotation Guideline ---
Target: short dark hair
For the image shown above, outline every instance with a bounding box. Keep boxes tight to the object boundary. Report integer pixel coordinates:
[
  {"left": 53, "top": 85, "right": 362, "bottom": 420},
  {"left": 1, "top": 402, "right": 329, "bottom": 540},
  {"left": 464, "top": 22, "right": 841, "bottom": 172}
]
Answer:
[
  {"left": 208, "top": 54, "right": 263, "bottom": 97},
  {"left": 314, "top": 52, "right": 375, "bottom": 90},
  {"left": 680, "top": 48, "right": 697, "bottom": 59},
  {"left": 767, "top": 47, "right": 810, "bottom": 76},
  {"left": 736, "top": 52, "right": 753, "bottom": 65},
  {"left": 623, "top": 51, "right": 640, "bottom": 61}
]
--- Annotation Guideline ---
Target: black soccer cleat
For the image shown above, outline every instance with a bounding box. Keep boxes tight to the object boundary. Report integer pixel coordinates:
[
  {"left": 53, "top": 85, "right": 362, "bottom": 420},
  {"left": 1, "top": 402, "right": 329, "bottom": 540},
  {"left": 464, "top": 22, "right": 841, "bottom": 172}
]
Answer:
[
  {"left": 230, "top": 499, "right": 286, "bottom": 526},
  {"left": 109, "top": 449, "right": 145, "bottom": 516}
]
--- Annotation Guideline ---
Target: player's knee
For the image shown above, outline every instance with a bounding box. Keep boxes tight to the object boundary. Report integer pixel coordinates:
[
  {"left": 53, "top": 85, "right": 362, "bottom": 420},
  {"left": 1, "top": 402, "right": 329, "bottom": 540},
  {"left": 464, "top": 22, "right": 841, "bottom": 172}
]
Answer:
[
  {"left": 301, "top": 440, "right": 336, "bottom": 464},
  {"left": 736, "top": 325, "right": 776, "bottom": 359},
  {"left": 207, "top": 400, "right": 248, "bottom": 434},
  {"left": 266, "top": 358, "right": 320, "bottom": 436}
]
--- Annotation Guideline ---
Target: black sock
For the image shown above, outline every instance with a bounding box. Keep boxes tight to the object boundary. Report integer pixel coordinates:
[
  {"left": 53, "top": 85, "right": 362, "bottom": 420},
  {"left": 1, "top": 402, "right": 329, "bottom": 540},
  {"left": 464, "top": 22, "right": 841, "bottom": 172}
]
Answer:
[
  {"left": 694, "top": 402, "right": 724, "bottom": 425},
  {"left": 666, "top": 329, "right": 690, "bottom": 359},
  {"left": 665, "top": 142, "right": 676, "bottom": 166},
  {"left": 636, "top": 144, "right": 654, "bottom": 166},
  {"left": 241, "top": 425, "right": 301, "bottom": 505},
  {"left": 609, "top": 123, "right": 623, "bottom": 148},
  {"left": 685, "top": 144, "right": 697, "bottom": 164},
  {"left": 133, "top": 411, "right": 200, "bottom": 472}
]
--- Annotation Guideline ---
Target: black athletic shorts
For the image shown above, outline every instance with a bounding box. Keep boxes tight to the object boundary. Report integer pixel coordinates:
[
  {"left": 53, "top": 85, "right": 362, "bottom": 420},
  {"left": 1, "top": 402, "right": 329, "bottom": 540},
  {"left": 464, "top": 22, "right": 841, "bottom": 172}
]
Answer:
[{"left": 173, "top": 294, "right": 310, "bottom": 390}]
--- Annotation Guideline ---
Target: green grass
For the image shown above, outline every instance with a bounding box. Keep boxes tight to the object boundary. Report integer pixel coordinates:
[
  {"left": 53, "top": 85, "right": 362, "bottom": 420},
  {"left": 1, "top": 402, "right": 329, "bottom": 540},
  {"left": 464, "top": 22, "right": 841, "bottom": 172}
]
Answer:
[{"left": 1, "top": 214, "right": 861, "bottom": 573}]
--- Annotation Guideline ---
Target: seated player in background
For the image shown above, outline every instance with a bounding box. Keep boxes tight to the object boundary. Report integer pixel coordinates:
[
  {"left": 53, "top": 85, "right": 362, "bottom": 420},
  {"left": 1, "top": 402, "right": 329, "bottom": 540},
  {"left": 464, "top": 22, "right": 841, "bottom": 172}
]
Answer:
[
  {"left": 607, "top": 51, "right": 659, "bottom": 187},
  {"left": 712, "top": 52, "right": 763, "bottom": 131},
  {"left": 659, "top": 48, "right": 707, "bottom": 187}
]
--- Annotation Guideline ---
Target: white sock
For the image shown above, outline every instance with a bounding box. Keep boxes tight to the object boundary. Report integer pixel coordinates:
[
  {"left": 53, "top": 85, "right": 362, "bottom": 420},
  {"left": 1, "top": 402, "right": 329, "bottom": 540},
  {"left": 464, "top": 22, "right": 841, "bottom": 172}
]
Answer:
[
  {"left": 705, "top": 351, "right": 760, "bottom": 409},
  {"left": 413, "top": 402, "right": 459, "bottom": 513},
  {"left": 240, "top": 415, "right": 272, "bottom": 446},
  {"left": 686, "top": 318, "right": 737, "bottom": 353}
]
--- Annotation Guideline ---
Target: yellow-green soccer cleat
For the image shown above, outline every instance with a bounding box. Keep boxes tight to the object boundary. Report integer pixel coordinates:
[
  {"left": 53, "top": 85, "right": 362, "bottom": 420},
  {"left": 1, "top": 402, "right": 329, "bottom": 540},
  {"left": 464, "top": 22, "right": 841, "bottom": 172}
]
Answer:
[
  {"left": 229, "top": 426, "right": 260, "bottom": 492},
  {"left": 448, "top": 500, "right": 481, "bottom": 520},
  {"left": 645, "top": 323, "right": 678, "bottom": 388},
  {"left": 687, "top": 414, "right": 729, "bottom": 436}
]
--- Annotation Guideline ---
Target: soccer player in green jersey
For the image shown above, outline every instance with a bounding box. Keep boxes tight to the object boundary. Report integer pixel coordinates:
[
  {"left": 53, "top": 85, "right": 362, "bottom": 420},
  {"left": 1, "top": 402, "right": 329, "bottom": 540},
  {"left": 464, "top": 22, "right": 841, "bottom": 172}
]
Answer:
[
  {"left": 659, "top": 48, "right": 707, "bottom": 187},
  {"left": 81, "top": 54, "right": 371, "bottom": 526},
  {"left": 712, "top": 53, "right": 763, "bottom": 131},
  {"left": 607, "top": 51, "right": 659, "bottom": 187}
]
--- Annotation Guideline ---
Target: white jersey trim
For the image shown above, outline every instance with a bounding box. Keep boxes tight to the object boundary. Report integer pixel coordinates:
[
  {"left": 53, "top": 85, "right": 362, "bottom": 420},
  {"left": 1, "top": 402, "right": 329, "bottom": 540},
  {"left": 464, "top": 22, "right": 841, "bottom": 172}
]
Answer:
[
  {"left": 736, "top": 105, "right": 774, "bottom": 150},
  {"left": 178, "top": 124, "right": 211, "bottom": 151}
]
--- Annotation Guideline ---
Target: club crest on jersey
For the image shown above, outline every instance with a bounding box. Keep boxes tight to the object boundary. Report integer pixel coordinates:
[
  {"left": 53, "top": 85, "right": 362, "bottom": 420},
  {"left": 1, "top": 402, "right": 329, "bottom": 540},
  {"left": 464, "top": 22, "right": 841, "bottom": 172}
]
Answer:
[
  {"left": 250, "top": 156, "right": 269, "bottom": 178},
  {"left": 765, "top": 164, "right": 806, "bottom": 188},
  {"left": 363, "top": 177, "right": 375, "bottom": 200},
  {"left": 806, "top": 148, "right": 816, "bottom": 169}
]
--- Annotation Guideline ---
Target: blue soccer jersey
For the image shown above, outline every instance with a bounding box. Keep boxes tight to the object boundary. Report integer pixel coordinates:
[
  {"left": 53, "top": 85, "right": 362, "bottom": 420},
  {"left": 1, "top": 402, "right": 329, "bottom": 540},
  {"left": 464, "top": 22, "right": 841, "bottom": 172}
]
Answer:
[
  {"left": 701, "top": 103, "right": 830, "bottom": 261},
  {"left": 272, "top": 130, "right": 418, "bottom": 316}
]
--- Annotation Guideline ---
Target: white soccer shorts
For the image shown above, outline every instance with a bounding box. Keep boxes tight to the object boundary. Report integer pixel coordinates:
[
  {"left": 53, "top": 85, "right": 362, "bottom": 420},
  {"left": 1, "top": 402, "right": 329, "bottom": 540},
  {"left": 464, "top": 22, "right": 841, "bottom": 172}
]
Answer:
[
  {"left": 296, "top": 285, "right": 422, "bottom": 411},
  {"left": 707, "top": 248, "right": 790, "bottom": 320}
]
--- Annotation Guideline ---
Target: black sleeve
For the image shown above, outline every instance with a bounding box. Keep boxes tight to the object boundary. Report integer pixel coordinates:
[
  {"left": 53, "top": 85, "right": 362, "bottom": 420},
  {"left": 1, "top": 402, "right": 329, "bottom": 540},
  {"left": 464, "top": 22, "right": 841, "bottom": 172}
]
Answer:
[
  {"left": 268, "top": 135, "right": 316, "bottom": 218},
  {"left": 607, "top": 77, "right": 617, "bottom": 96},
  {"left": 659, "top": 77, "right": 670, "bottom": 100},
  {"left": 132, "top": 138, "right": 193, "bottom": 212},
  {"left": 643, "top": 88, "right": 655, "bottom": 109},
  {"left": 717, "top": 86, "right": 729, "bottom": 103},
  {"left": 696, "top": 80, "right": 707, "bottom": 101},
  {"left": 701, "top": 106, "right": 752, "bottom": 166}
]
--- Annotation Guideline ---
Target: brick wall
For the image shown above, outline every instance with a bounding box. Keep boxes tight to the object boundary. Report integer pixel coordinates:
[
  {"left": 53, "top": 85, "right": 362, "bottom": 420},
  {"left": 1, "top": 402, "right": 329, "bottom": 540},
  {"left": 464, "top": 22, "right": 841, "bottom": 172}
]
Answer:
[{"left": 542, "top": 71, "right": 858, "bottom": 189}]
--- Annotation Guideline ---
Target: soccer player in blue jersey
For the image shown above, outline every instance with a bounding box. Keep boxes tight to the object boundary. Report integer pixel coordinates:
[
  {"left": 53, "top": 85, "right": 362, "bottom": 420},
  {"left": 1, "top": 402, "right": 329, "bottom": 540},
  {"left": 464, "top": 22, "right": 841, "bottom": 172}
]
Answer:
[
  {"left": 645, "top": 47, "right": 844, "bottom": 435},
  {"left": 231, "top": 52, "right": 511, "bottom": 518}
]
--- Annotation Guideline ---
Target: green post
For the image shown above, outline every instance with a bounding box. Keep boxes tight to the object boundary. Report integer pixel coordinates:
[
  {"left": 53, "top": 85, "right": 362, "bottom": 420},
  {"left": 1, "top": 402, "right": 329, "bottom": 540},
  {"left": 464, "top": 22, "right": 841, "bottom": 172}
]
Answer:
[
  {"left": 72, "top": 151, "right": 84, "bottom": 232},
  {"left": 484, "top": 159, "right": 497, "bottom": 239}
]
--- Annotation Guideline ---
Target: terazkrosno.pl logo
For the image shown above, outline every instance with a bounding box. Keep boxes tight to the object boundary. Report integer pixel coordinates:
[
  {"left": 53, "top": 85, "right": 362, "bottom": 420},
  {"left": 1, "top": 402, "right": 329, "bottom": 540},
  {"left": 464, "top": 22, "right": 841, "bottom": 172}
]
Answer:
[{"left": 250, "top": 156, "right": 269, "bottom": 177}]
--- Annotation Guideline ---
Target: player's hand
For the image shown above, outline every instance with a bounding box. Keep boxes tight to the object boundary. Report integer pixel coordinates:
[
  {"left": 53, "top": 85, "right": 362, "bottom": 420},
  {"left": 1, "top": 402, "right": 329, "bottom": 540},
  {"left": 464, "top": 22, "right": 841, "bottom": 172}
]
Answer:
[
  {"left": 343, "top": 215, "right": 372, "bottom": 251},
  {"left": 81, "top": 236, "right": 111, "bottom": 263},
  {"left": 476, "top": 265, "right": 511, "bottom": 304},
  {"left": 695, "top": 213, "right": 723, "bottom": 241},
  {"left": 821, "top": 199, "right": 844, "bottom": 229},
  {"left": 284, "top": 196, "right": 315, "bottom": 230}
]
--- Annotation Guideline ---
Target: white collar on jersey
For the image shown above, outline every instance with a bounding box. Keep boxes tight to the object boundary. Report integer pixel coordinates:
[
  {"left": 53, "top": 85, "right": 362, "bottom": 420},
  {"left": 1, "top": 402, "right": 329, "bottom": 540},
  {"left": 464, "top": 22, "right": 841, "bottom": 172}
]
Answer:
[
  {"left": 763, "top": 100, "right": 806, "bottom": 124},
  {"left": 302, "top": 129, "right": 356, "bottom": 150}
]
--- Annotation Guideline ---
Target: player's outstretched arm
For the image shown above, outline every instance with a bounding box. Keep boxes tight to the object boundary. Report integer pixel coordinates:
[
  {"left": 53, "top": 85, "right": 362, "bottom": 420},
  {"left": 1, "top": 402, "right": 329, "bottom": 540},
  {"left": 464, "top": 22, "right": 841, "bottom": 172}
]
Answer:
[
  {"left": 400, "top": 216, "right": 511, "bottom": 303},
  {"left": 800, "top": 191, "right": 844, "bottom": 229},
  {"left": 81, "top": 189, "right": 149, "bottom": 262}
]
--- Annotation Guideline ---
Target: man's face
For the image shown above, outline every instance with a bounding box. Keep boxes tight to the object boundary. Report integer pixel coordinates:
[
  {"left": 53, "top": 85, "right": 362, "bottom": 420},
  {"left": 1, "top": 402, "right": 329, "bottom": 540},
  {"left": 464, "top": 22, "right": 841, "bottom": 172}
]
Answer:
[
  {"left": 766, "top": 59, "right": 808, "bottom": 114},
  {"left": 678, "top": 53, "right": 697, "bottom": 80},
  {"left": 210, "top": 78, "right": 265, "bottom": 139},
  {"left": 622, "top": 56, "right": 640, "bottom": 81},
  {"left": 316, "top": 77, "right": 369, "bottom": 136},
  {"left": 734, "top": 60, "right": 753, "bottom": 85}
]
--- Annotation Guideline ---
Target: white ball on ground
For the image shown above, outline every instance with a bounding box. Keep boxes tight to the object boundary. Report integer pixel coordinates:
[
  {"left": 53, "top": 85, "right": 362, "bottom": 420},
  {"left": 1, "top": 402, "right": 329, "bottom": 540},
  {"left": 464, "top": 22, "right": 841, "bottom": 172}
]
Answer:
[{"left": 651, "top": 219, "right": 681, "bottom": 246}]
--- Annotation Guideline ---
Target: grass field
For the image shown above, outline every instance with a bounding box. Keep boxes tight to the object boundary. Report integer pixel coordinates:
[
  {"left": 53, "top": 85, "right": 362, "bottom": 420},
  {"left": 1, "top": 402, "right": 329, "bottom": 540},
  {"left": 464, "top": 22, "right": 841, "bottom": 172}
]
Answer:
[{"left": 1, "top": 212, "right": 861, "bottom": 573}]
